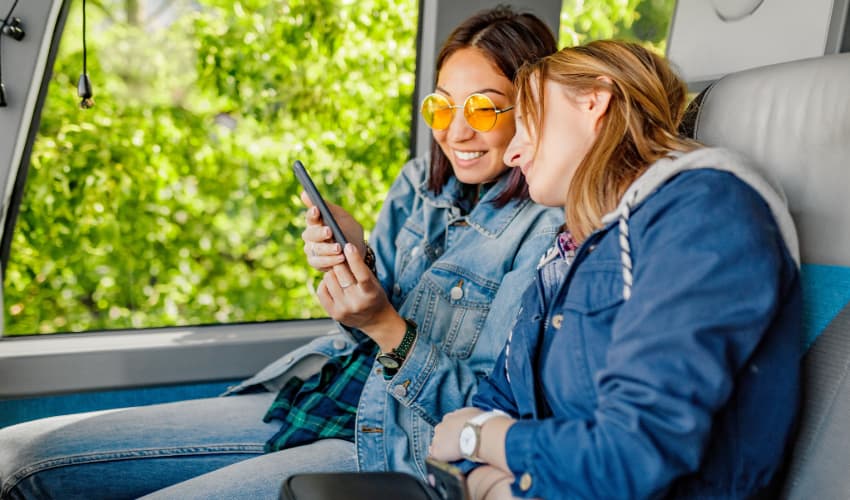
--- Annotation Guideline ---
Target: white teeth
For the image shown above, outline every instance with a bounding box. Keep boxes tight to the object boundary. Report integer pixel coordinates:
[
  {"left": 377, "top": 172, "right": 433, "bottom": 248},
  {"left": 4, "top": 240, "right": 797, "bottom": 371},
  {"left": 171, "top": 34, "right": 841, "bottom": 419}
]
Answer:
[{"left": 454, "top": 150, "right": 485, "bottom": 161}]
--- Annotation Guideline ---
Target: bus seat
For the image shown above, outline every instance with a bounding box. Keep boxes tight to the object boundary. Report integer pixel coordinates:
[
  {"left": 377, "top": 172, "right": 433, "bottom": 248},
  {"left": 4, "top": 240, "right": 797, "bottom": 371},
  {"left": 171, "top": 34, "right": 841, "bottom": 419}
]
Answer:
[{"left": 681, "top": 52, "right": 850, "bottom": 499}]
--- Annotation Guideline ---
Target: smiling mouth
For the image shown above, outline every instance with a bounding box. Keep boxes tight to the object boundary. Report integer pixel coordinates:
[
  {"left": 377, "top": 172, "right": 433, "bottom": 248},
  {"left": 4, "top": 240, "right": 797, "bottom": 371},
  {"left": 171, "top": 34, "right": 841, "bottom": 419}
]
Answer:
[{"left": 454, "top": 150, "right": 485, "bottom": 161}]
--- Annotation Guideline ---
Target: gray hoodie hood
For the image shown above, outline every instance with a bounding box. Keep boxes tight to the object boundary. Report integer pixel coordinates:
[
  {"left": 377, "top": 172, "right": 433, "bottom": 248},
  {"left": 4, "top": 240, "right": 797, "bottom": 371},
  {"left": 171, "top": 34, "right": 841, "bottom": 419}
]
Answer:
[
  {"left": 601, "top": 147, "right": 800, "bottom": 266},
  {"left": 596, "top": 147, "right": 799, "bottom": 301}
]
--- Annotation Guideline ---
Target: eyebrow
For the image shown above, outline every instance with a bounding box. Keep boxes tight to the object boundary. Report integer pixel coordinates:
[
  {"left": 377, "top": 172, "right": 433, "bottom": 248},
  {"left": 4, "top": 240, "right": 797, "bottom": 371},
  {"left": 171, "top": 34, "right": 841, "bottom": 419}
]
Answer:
[{"left": 435, "top": 86, "right": 508, "bottom": 97}]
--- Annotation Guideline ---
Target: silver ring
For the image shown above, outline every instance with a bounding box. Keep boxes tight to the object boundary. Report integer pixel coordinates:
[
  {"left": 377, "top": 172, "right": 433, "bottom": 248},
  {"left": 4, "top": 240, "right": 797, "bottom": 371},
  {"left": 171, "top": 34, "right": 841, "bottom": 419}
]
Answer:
[
  {"left": 310, "top": 244, "right": 317, "bottom": 257},
  {"left": 339, "top": 281, "right": 352, "bottom": 289}
]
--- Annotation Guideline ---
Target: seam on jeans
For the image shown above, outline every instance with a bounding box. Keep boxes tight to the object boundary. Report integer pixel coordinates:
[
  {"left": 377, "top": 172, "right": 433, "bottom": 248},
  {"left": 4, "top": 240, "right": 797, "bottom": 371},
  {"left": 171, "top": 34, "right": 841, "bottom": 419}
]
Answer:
[{"left": 2, "top": 443, "right": 265, "bottom": 497}]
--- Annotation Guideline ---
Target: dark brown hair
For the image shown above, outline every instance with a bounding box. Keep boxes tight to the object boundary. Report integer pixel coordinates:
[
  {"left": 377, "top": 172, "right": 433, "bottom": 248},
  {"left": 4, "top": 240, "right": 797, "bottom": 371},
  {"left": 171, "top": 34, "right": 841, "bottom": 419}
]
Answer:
[
  {"left": 515, "top": 40, "right": 699, "bottom": 240},
  {"left": 428, "top": 5, "right": 558, "bottom": 206}
]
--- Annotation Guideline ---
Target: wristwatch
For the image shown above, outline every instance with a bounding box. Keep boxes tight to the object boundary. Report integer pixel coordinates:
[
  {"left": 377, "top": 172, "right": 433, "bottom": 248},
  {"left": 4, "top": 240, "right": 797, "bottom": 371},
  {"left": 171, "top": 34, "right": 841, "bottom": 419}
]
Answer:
[
  {"left": 376, "top": 318, "right": 417, "bottom": 378},
  {"left": 459, "top": 409, "right": 509, "bottom": 462}
]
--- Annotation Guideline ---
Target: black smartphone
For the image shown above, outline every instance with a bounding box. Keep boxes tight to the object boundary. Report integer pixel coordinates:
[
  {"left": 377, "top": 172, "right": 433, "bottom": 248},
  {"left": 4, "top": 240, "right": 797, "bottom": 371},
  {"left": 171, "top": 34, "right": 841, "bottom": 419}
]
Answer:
[
  {"left": 292, "top": 160, "right": 348, "bottom": 246},
  {"left": 425, "top": 457, "right": 471, "bottom": 500}
]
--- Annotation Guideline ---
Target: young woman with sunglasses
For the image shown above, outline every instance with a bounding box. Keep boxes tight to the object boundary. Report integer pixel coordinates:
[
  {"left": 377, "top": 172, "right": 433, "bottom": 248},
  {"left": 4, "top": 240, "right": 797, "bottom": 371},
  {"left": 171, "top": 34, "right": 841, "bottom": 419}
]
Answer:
[
  {"left": 0, "top": 7, "right": 560, "bottom": 499},
  {"left": 429, "top": 40, "right": 801, "bottom": 500}
]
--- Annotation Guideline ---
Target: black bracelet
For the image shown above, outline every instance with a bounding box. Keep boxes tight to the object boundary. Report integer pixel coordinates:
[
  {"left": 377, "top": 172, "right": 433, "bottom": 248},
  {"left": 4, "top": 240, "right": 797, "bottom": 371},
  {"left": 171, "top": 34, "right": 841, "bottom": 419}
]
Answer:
[{"left": 364, "top": 243, "right": 377, "bottom": 276}]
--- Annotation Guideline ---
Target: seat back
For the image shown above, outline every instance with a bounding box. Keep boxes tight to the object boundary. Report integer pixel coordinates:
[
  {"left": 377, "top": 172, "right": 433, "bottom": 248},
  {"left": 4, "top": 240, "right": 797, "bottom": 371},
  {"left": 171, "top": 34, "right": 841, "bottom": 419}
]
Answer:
[{"left": 682, "top": 52, "right": 850, "bottom": 499}]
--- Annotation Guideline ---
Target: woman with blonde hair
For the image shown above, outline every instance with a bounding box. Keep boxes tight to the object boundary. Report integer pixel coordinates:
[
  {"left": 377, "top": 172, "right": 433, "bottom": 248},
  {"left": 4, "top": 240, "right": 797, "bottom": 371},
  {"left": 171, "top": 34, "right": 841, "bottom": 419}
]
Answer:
[{"left": 430, "top": 40, "right": 801, "bottom": 499}]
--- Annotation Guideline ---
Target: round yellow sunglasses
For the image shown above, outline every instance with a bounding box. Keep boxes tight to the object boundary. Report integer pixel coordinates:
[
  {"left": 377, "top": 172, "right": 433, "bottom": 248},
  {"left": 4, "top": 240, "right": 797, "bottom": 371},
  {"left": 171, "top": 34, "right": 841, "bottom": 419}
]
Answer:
[{"left": 420, "top": 93, "right": 514, "bottom": 132}]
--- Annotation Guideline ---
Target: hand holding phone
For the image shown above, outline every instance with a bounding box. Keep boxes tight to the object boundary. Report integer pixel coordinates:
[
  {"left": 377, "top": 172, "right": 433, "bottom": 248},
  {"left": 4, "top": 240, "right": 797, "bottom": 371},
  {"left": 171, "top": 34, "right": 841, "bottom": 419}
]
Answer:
[
  {"left": 293, "top": 160, "right": 348, "bottom": 246},
  {"left": 426, "top": 457, "right": 471, "bottom": 500}
]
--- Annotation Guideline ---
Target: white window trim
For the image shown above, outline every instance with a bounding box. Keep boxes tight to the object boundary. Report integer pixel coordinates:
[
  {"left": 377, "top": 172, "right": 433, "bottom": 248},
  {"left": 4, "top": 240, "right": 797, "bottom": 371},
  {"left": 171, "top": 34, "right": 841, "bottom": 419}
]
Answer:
[{"left": 0, "top": 318, "right": 336, "bottom": 398}]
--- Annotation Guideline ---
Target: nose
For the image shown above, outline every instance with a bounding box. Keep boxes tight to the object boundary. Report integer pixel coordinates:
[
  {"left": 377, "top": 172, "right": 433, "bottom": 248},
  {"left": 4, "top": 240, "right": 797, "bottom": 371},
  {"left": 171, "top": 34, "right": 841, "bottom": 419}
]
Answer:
[
  {"left": 503, "top": 134, "right": 523, "bottom": 167},
  {"left": 446, "top": 110, "right": 475, "bottom": 142}
]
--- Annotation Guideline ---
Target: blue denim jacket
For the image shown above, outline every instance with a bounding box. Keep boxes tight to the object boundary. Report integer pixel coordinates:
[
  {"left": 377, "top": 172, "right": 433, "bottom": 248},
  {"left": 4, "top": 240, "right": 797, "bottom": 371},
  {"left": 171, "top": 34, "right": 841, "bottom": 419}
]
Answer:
[
  {"left": 229, "top": 156, "right": 563, "bottom": 477},
  {"left": 474, "top": 153, "right": 802, "bottom": 499}
]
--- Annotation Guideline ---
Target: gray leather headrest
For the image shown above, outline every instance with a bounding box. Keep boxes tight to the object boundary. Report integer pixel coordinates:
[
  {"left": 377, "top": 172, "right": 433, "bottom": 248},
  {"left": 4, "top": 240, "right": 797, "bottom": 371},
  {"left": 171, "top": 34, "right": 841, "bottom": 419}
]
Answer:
[{"left": 686, "top": 53, "right": 850, "bottom": 266}]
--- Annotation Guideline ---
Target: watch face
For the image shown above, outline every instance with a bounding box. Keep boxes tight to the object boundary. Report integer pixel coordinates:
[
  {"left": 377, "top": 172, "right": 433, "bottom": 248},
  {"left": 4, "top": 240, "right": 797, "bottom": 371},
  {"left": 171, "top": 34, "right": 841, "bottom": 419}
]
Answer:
[
  {"left": 377, "top": 353, "right": 400, "bottom": 370},
  {"left": 459, "top": 425, "right": 477, "bottom": 456}
]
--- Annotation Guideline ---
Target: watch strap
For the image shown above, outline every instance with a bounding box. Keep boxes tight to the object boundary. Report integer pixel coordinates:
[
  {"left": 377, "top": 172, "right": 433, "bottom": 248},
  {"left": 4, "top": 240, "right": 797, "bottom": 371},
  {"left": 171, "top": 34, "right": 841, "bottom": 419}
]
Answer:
[
  {"left": 392, "top": 318, "right": 417, "bottom": 359},
  {"left": 468, "top": 409, "right": 509, "bottom": 426},
  {"left": 379, "top": 318, "right": 417, "bottom": 379}
]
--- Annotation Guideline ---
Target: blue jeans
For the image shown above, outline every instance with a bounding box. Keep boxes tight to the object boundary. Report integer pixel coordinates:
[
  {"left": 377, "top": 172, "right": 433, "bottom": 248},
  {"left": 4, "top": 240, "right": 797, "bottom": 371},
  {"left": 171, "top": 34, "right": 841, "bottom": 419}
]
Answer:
[{"left": 0, "top": 393, "right": 357, "bottom": 499}]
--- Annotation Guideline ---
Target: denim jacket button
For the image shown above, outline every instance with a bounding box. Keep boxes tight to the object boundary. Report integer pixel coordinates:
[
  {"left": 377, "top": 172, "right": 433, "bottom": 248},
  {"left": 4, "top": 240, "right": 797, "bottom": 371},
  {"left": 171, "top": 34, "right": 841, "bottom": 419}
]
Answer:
[
  {"left": 551, "top": 314, "right": 563, "bottom": 329},
  {"left": 411, "top": 246, "right": 420, "bottom": 256},
  {"left": 450, "top": 286, "right": 464, "bottom": 300},
  {"left": 332, "top": 339, "right": 347, "bottom": 350},
  {"left": 393, "top": 284, "right": 401, "bottom": 296},
  {"left": 392, "top": 385, "right": 407, "bottom": 398},
  {"left": 519, "top": 472, "right": 533, "bottom": 491}
]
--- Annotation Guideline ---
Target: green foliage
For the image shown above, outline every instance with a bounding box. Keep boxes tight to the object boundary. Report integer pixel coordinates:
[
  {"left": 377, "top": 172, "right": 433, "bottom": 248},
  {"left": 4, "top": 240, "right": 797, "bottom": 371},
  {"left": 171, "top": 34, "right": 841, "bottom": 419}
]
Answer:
[
  {"left": 4, "top": 0, "right": 675, "bottom": 335},
  {"left": 560, "top": 0, "right": 676, "bottom": 52},
  {"left": 4, "top": 0, "right": 416, "bottom": 334}
]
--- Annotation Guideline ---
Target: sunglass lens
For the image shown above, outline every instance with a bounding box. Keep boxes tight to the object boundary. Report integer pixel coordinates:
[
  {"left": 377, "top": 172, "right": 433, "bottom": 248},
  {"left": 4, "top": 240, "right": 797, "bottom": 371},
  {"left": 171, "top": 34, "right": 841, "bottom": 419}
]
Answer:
[
  {"left": 421, "top": 95, "right": 453, "bottom": 130},
  {"left": 464, "top": 94, "right": 498, "bottom": 132}
]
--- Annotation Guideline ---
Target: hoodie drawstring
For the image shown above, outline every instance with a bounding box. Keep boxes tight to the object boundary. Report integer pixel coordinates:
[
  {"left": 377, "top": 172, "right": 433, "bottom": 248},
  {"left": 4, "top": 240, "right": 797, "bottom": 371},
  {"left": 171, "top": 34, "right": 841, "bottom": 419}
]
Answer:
[{"left": 618, "top": 190, "right": 639, "bottom": 301}]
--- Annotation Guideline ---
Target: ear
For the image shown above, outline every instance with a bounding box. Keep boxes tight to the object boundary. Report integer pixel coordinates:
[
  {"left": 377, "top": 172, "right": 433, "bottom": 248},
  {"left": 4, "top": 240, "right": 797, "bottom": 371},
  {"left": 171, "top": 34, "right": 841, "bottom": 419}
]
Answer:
[{"left": 585, "top": 76, "right": 613, "bottom": 130}]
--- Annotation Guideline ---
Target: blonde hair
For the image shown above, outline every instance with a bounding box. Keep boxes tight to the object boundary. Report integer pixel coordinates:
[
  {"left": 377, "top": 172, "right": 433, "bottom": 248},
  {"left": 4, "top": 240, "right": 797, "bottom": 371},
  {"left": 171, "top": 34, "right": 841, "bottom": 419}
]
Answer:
[{"left": 515, "top": 40, "right": 699, "bottom": 242}]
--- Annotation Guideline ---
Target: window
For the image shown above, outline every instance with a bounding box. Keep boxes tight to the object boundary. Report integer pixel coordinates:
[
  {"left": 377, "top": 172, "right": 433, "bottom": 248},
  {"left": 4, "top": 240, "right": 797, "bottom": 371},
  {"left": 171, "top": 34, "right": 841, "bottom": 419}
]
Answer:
[
  {"left": 3, "top": 0, "right": 418, "bottom": 335},
  {"left": 560, "top": 0, "right": 676, "bottom": 52}
]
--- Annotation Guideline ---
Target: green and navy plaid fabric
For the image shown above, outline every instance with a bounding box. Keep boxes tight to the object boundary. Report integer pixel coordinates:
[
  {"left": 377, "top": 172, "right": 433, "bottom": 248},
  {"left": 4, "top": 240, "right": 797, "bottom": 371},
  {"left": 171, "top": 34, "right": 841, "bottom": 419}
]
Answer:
[{"left": 263, "top": 340, "right": 377, "bottom": 452}]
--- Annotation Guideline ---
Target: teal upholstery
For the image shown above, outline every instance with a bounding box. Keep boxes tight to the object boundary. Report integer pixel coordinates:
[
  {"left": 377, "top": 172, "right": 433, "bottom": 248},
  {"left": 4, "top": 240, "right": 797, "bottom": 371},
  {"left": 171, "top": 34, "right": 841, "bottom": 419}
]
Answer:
[{"left": 801, "top": 264, "right": 850, "bottom": 349}]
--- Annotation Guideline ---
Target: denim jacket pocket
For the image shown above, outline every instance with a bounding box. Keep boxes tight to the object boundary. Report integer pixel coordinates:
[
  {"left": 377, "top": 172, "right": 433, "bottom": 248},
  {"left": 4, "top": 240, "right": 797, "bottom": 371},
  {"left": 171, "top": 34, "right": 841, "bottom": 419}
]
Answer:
[
  {"left": 561, "top": 259, "right": 625, "bottom": 314},
  {"left": 393, "top": 222, "right": 430, "bottom": 299},
  {"left": 407, "top": 264, "right": 497, "bottom": 359},
  {"left": 557, "top": 259, "right": 625, "bottom": 397},
  {"left": 394, "top": 223, "right": 421, "bottom": 274}
]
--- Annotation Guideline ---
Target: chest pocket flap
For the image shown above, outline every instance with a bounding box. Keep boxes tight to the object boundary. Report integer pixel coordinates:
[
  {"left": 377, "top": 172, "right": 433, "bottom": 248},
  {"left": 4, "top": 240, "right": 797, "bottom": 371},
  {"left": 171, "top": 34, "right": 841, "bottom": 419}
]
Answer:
[
  {"left": 413, "top": 265, "right": 498, "bottom": 358},
  {"left": 561, "top": 259, "right": 625, "bottom": 314}
]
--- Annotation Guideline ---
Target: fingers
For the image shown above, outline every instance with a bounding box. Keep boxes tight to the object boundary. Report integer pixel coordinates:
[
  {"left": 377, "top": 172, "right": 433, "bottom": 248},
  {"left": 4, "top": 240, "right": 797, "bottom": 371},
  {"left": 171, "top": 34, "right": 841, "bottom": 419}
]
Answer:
[
  {"left": 324, "top": 267, "right": 347, "bottom": 297},
  {"left": 304, "top": 241, "right": 345, "bottom": 270},
  {"left": 304, "top": 240, "right": 342, "bottom": 257},
  {"left": 321, "top": 246, "right": 371, "bottom": 291},
  {"left": 343, "top": 244, "right": 373, "bottom": 283},
  {"left": 303, "top": 210, "right": 345, "bottom": 269},
  {"left": 303, "top": 224, "right": 339, "bottom": 250},
  {"left": 315, "top": 276, "right": 335, "bottom": 314},
  {"left": 332, "top": 263, "right": 357, "bottom": 290},
  {"left": 300, "top": 190, "right": 315, "bottom": 209},
  {"left": 303, "top": 208, "right": 328, "bottom": 234}
]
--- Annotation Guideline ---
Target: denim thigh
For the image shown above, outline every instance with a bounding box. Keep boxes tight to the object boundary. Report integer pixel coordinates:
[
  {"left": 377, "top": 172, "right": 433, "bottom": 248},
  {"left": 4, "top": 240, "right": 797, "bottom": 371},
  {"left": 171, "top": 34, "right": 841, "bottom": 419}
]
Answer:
[
  {"left": 0, "top": 392, "right": 277, "bottom": 500},
  {"left": 141, "top": 438, "right": 357, "bottom": 500}
]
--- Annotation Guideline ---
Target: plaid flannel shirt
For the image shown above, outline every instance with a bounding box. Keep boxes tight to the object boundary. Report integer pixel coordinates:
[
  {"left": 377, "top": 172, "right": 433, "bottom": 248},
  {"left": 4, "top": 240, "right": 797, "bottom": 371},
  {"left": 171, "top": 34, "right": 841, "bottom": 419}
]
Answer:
[{"left": 263, "top": 340, "right": 377, "bottom": 452}]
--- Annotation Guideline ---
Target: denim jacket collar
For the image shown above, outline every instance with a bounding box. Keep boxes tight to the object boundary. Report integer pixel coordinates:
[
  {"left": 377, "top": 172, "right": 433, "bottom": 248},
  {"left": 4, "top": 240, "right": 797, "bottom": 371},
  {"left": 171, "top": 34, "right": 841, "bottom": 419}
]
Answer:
[{"left": 415, "top": 171, "right": 530, "bottom": 239}]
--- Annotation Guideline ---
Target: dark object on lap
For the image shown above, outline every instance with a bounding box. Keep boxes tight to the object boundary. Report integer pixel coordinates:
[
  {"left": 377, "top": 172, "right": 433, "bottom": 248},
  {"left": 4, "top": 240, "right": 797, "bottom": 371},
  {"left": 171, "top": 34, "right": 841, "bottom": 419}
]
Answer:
[{"left": 281, "top": 472, "right": 439, "bottom": 500}]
